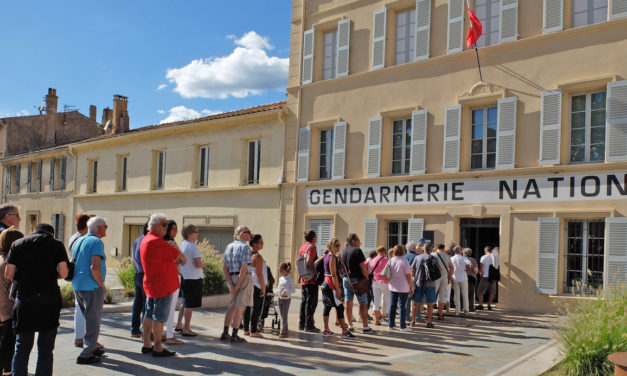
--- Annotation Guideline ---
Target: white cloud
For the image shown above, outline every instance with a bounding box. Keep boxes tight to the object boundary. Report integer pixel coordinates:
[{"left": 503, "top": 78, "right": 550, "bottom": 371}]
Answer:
[
  {"left": 157, "top": 84, "right": 168, "bottom": 90},
  {"left": 18, "top": 110, "right": 29, "bottom": 116},
  {"left": 157, "top": 109, "right": 165, "bottom": 114},
  {"left": 165, "top": 31, "right": 288, "bottom": 99},
  {"left": 159, "top": 106, "right": 222, "bottom": 124}
]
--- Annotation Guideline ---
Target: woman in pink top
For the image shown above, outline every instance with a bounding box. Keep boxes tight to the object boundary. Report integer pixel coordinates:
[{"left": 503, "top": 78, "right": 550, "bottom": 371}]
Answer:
[
  {"left": 387, "top": 245, "right": 414, "bottom": 331},
  {"left": 368, "top": 246, "right": 389, "bottom": 326}
]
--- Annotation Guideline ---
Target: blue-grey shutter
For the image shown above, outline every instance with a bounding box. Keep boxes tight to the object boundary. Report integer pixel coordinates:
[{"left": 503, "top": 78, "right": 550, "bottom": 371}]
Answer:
[
  {"left": 36, "top": 160, "right": 42, "bottom": 192},
  {"left": 60, "top": 157, "right": 67, "bottom": 190},
  {"left": 58, "top": 213, "right": 65, "bottom": 243},
  {"left": 49, "top": 157, "right": 55, "bottom": 191},
  {"left": 27, "top": 161, "right": 32, "bottom": 193},
  {"left": 15, "top": 164, "right": 20, "bottom": 194}
]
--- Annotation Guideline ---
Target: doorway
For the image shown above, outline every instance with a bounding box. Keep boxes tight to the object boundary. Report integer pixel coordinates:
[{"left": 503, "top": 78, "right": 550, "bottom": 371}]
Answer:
[{"left": 459, "top": 218, "right": 500, "bottom": 304}]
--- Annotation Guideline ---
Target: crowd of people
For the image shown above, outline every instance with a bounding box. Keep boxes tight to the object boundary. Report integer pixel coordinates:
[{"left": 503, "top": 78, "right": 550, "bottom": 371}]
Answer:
[{"left": 0, "top": 203, "right": 501, "bottom": 373}]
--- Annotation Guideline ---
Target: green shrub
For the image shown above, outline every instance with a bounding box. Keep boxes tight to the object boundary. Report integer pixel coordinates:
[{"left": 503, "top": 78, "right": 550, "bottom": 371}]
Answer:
[
  {"left": 117, "top": 257, "right": 135, "bottom": 293},
  {"left": 60, "top": 283, "right": 75, "bottom": 308},
  {"left": 198, "top": 239, "right": 228, "bottom": 296},
  {"left": 557, "top": 284, "right": 627, "bottom": 376}
]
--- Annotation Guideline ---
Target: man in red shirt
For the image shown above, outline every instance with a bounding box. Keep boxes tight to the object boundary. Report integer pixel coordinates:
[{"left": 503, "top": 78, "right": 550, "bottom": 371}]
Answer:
[
  {"left": 298, "top": 229, "right": 319, "bottom": 332},
  {"left": 140, "top": 213, "right": 185, "bottom": 357}
]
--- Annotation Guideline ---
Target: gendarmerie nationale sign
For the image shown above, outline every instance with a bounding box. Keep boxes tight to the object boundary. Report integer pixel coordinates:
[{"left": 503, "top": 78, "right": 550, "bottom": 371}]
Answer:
[{"left": 306, "top": 171, "right": 627, "bottom": 207}]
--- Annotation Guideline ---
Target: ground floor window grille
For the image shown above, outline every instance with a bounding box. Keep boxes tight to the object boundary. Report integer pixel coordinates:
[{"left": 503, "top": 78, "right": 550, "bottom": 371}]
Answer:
[
  {"left": 387, "top": 220, "right": 408, "bottom": 250},
  {"left": 565, "top": 220, "right": 604, "bottom": 294}
]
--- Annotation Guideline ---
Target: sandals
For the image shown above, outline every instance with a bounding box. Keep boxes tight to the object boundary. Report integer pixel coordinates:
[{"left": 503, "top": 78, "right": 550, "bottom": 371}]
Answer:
[
  {"left": 165, "top": 337, "right": 184, "bottom": 345},
  {"left": 250, "top": 332, "right": 264, "bottom": 338},
  {"left": 182, "top": 330, "right": 198, "bottom": 337},
  {"left": 174, "top": 326, "right": 183, "bottom": 332}
]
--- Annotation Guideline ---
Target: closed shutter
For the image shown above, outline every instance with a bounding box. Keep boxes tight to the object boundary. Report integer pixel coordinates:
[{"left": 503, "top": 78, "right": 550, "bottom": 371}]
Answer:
[
  {"left": 36, "top": 160, "right": 42, "bottom": 192},
  {"left": 604, "top": 217, "right": 627, "bottom": 290},
  {"left": 363, "top": 219, "right": 378, "bottom": 253},
  {"left": 539, "top": 90, "right": 562, "bottom": 165},
  {"left": 367, "top": 116, "right": 382, "bottom": 177},
  {"left": 409, "top": 109, "right": 427, "bottom": 174},
  {"left": 407, "top": 218, "right": 424, "bottom": 244},
  {"left": 336, "top": 19, "right": 350, "bottom": 77},
  {"left": 4, "top": 168, "right": 9, "bottom": 195},
  {"left": 543, "top": 0, "right": 563, "bottom": 33},
  {"left": 49, "top": 157, "right": 55, "bottom": 191},
  {"left": 302, "top": 29, "right": 315, "bottom": 84},
  {"left": 610, "top": 0, "right": 627, "bottom": 20},
  {"left": 332, "top": 121, "right": 347, "bottom": 180},
  {"left": 414, "top": 0, "right": 432, "bottom": 61},
  {"left": 536, "top": 217, "right": 559, "bottom": 294},
  {"left": 58, "top": 213, "right": 65, "bottom": 242},
  {"left": 308, "top": 219, "right": 333, "bottom": 257},
  {"left": 443, "top": 105, "right": 461, "bottom": 172},
  {"left": 606, "top": 80, "right": 627, "bottom": 162},
  {"left": 372, "top": 8, "right": 387, "bottom": 70},
  {"left": 500, "top": 0, "right": 518, "bottom": 43},
  {"left": 496, "top": 96, "right": 517, "bottom": 170},
  {"left": 60, "top": 157, "right": 67, "bottom": 190},
  {"left": 447, "top": 0, "right": 464, "bottom": 54},
  {"left": 297, "top": 127, "right": 311, "bottom": 182},
  {"left": 15, "top": 164, "right": 20, "bottom": 194},
  {"left": 27, "top": 161, "right": 32, "bottom": 193}
]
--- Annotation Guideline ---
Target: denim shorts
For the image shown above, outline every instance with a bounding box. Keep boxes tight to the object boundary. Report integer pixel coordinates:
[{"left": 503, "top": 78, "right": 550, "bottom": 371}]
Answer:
[
  {"left": 145, "top": 295, "right": 172, "bottom": 322},
  {"left": 412, "top": 285, "right": 437, "bottom": 304},
  {"left": 342, "top": 277, "right": 368, "bottom": 305}
]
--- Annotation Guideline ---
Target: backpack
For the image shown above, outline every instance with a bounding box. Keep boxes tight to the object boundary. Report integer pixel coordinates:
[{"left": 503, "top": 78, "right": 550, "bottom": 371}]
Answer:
[
  {"left": 421, "top": 255, "right": 442, "bottom": 284},
  {"left": 296, "top": 244, "right": 315, "bottom": 282},
  {"left": 315, "top": 257, "right": 325, "bottom": 285}
]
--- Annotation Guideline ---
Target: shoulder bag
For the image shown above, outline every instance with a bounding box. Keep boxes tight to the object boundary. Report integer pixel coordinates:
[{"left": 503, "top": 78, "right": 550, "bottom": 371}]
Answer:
[{"left": 340, "top": 252, "right": 370, "bottom": 296}]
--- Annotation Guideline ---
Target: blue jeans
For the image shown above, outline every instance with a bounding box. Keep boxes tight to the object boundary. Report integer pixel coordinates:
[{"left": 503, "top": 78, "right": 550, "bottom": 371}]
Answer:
[
  {"left": 12, "top": 326, "right": 57, "bottom": 376},
  {"left": 131, "top": 272, "right": 146, "bottom": 334},
  {"left": 389, "top": 291, "right": 408, "bottom": 329}
]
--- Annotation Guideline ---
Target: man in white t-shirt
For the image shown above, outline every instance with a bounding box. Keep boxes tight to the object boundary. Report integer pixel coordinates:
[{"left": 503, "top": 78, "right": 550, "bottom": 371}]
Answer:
[
  {"left": 433, "top": 244, "right": 454, "bottom": 320},
  {"left": 451, "top": 247, "right": 471, "bottom": 314},
  {"left": 477, "top": 246, "right": 496, "bottom": 310},
  {"left": 176, "top": 225, "right": 204, "bottom": 336}
]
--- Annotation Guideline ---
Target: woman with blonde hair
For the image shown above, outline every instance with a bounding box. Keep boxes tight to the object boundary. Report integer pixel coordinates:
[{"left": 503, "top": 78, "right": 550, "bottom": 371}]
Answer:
[
  {"left": 368, "top": 246, "right": 389, "bottom": 326},
  {"left": 320, "top": 238, "right": 354, "bottom": 339}
]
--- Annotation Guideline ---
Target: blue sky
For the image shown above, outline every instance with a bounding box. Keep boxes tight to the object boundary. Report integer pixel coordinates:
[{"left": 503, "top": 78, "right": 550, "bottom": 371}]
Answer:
[{"left": 0, "top": 1, "right": 292, "bottom": 128}]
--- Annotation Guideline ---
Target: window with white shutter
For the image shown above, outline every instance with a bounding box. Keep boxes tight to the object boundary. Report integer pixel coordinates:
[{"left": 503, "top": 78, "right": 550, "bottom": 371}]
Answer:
[
  {"left": 565, "top": 220, "right": 605, "bottom": 294},
  {"left": 364, "top": 219, "right": 379, "bottom": 253},
  {"left": 387, "top": 220, "right": 408, "bottom": 249},
  {"left": 319, "top": 128, "right": 333, "bottom": 180},
  {"left": 414, "top": 0, "right": 432, "bottom": 61},
  {"left": 609, "top": 0, "right": 627, "bottom": 20},
  {"left": 372, "top": 9, "right": 387, "bottom": 70},
  {"left": 443, "top": 105, "right": 461, "bottom": 172},
  {"left": 605, "top": 80, "right": 627, "bottom": 162},
  {"left": 336, "top": 19, "right": 350, "bottom": 77},
  {"left": 496, "top": 96, "right": 517, "bottom": 169},
  {"left": 332, "top": 121, "right": 347, "bottom": 180},
  {"left": 543, "top": 0, "right": 564, "bottom": 33},
  {"left": 367, "top": 117, "right": 383, "bottom": 177},
  {"left": 297, "top": 127, "right": 311, "bottom": 182},
  {"left": 536, "top": 217, "right": 559, "bottom": 294},
  {"left": 392, "top": 118, "right": 412, "bottom": 175},
  {"left": 500, "top": 0, "right": 519, "bottom": 43},
  {"left": 309, "top": 219, "right": 333, "bottom": 257},
  {"left": 570, "top": 91, "right": 606, "bottom": 163},
  {"left": 604, "top": 217, "right": 627, "bottom": 291},
  {"left": 471, "top": 106, "right": 497, "bottom": 170},
  {"left": 302, "top": 29, "right": 315, "bottom": 84},
  {"left": 539, "top": 90, "right": 563, "bottom": 165},
  {"left": 447, "top": 0, "right": 465, "bottom": 54},
  {"left": 410, "top": 109, "right": 427, "bottom": 175},
  {"left": 407, "top": 218, "right": 425, "bottom": 244}
]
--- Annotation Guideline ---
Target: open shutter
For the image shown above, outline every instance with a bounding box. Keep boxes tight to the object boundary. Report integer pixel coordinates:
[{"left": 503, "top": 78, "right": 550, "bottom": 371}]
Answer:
[
  {"left": 372, "top": 8, "right": 387, "bottom": 70},
  {"left": 414, "top": 0, "right": 432, "bottom": 61},
  {"left": 15, "top": 164, "right": 20, "bottom": 194},
  {"left": 447, "top": 0, "right": 464, "bottom": 54},
  {"left": 606, "top": 80, "right": 627, "bottom": 162},
  {"left": 27, "top": 161, "right": 32, "bottom": 193},
  {"left": 496, "top": 97, "right": 517, "bottom": 170},
  {"left": 318, "top": 220, "right": 332, "bottom": 257},
  {"left": 408, "top": 218, "right": 425, "bottom": 244},
  {"left": 336, "top": 19, "right": 350, "bottom": 77},
  {"left": 60, "top": 157, "right": 67, "bottom": 190},
  {"left": 332, "top": 121, "right": 347, "bottom": 180},
  {"left": 297, "top": 127, "right": 310, "bottom": 182},
  {"left": 363, "top": 219, "right": 378, "bottom": 253},
  {"left": 604, "top": 217, "right": 627, "bottom": 291},
  {"left": 4, "top": 168, "right": 9, "bottom": 195},
  {"left": 543, "top": 0, "right": 563, "bottom": 33},
  {"left": 409, "top": 109, "right": 427, "bottom": 174},
  {"left": 367, "top": 116, "right": 382, "bottom": 177},
  {"left": 37, "top": 160, "right": 42, "bottom": 192},
  {"left": 302, "top": 29, "right": 315, "bottom": 84},
  {"left": 49, "top": 157, "right": 55, "bottom": 191},
  {"left": 610, "top": 0, "right": 627, "bottom": 20},
  {"left": 500, "top": 0, "right": 519, "bottom": 43},
  {"left": 539, "top": 90, "right": 562, "bottom": 165},
  {"left": 58, "top": 213, "right": 65, "bottom": 242},
  {"left": 537, "top": 217, "right": 559, "bottom": 294},
  {"left": 443, "top": 105, "right": 461, "bottom": 172}
]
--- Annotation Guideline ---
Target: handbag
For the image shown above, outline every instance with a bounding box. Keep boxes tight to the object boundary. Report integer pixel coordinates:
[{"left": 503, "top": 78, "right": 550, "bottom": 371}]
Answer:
[
  {"left": 380, "top": 260, "right": 391, "bottom": 281},
  {"left": 65, "top": 235, "right": 87, "bottom": 282},
  {"left": 339, "top": 253, "right": 370, "bottom": 296},
  {"left": 368, "top": 257, "right": 383, "bottom": 284}
]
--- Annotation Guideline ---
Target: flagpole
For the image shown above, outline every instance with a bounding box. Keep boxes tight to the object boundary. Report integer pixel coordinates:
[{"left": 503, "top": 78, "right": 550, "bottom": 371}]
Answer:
[{"left": 474, "top": 43, "right": 483, "bottom": 82}]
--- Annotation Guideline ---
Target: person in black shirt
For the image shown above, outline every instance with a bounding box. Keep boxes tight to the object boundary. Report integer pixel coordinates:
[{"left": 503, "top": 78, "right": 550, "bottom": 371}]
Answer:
[{"left": 340, "top": 234, "right": 375, "bottom": 334}]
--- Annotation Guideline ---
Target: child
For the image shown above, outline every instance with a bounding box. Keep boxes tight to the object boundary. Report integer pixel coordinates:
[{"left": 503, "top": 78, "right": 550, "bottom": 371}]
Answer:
[{"left": 274, "top": 262, "right": 295, "bottom": 338}]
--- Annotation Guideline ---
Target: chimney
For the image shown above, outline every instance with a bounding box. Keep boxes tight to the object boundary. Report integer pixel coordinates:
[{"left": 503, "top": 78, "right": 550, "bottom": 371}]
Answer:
[
  {"left": 112, "top": 94, "right": 129, "bottom": 134},
  {"left": 45, "top": 88, "right": 57, "bottom": 115},
  {"left": 101, "top": 107, "right": 113, "bottom": 131},
  {"left": 89, "top": 105, "right": 97, "bottom": 122}
]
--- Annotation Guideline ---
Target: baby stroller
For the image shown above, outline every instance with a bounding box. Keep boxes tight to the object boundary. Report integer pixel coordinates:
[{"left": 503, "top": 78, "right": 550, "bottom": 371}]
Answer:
[{"left": 258, "top": 268, "right": 281, "bottom": 333}]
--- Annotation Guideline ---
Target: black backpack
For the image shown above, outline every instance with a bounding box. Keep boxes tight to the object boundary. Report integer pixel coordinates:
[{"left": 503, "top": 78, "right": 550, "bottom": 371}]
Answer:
[
  {"left": 421, "top": 255, "right": 442, "bottom": 283},
  {"left": 314, "top": 257, "right": 325, "bottom": 286}
]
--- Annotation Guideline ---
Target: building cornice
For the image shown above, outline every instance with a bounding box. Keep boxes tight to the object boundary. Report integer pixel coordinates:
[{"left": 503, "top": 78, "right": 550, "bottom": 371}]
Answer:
[{"left": 74, "top": 184, "right": 282, "bottom": 199}]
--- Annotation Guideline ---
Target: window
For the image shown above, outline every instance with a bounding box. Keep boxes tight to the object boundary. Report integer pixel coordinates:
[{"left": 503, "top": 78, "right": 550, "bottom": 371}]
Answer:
[
  {"left": 565, "top": 220, "right": 605, "bottom": 294},
  {"left": 89, "top": 160, "right": 98, "bottom": 193},
  {"left": 154, "top": 151, "right": 166, "bottom": 190},
  {"left": 387, "top": 220, "right": 408, "bottom": 249},
  {"left": 474, "top": 0, "right": 500, "bottom": 47},
  {"left": 471, "top": 106, "right": 497, "bottom": 169},
  {"left": 5, "top": 164, "right": 19, "bottom": 194},
  {"left": 392, "top": 118, "right": 412, "bottom": 174},
  {"left": 117, "top": 155, "right": 128, "bottom": 191},
  {"left": 197, "top": 227, "right": 234, "bottom": 253},
  {"left": 395, "top": 8, "right": 416, "bottom": 65},
  {"left": 570, "top": 91, "right": 606, "bottom": 163},
  {"left": 199, "top": 146, "right": 210, "bottom": 187},
  {"left": 323, "top": 29, "right": 337, "bottom": 80},
  {"left": 308, "top": 219, "right": 332, "bottom": 257},
  {"left": 48, "top": 157, "right": 66, "bottom": 191},
  {"left": 247, "top": 140, "right": 261, "bottom": 185},
  {"left": 319, "top": 129, "right": 334, "bottom": 179},
  {"left": 59, "top": 157, "right": 66, "bottom": 190},
  {"left": 51, "top": 213, "right": 65, "bottom": 242},
  {"left": 36, "top": 160, "right": 42, "bottom": 192},
  {"left": 573, "top": 0, "right": 608, "bottom": 28}
]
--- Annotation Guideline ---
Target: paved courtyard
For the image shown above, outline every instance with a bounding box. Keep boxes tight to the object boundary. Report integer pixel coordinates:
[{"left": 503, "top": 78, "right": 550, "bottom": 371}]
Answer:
[{"left": 27, "top": 299, "right": 561, "bottom": 376}]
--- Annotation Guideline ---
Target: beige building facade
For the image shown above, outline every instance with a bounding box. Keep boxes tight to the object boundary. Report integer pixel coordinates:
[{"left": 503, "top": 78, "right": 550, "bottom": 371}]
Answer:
[{"left": 282, "top": 0, "right": 627, "bottom": 312}]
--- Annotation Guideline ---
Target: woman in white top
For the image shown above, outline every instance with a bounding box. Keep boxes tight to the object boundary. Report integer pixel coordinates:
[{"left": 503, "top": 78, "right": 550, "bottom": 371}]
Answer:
[
  {"left": 163, "top": 220, "right": 186, "bottom": 345},
  {"left": 175, "top": 225, "right": 204, "bottom": 336},
  {"left": 242, "top": 234, "right": 267, "bottom": 337}
]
